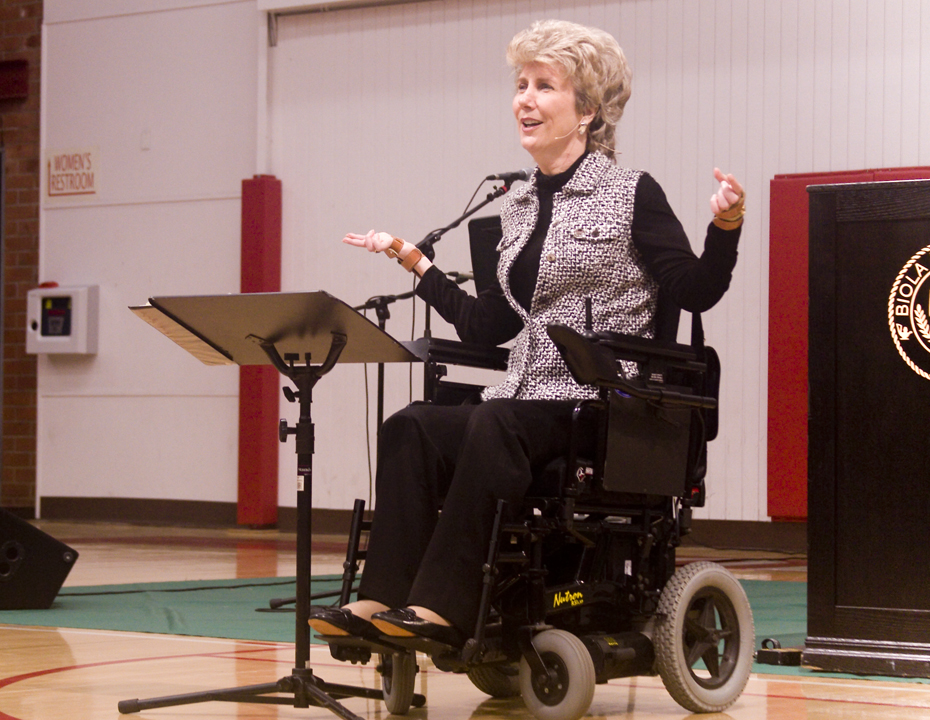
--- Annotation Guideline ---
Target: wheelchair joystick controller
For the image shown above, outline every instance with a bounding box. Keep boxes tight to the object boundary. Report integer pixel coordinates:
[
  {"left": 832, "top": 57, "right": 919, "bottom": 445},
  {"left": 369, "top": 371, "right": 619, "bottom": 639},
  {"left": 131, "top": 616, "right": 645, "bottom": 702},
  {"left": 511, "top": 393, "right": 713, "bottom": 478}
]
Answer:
[{"left": 583, "top": 297, "right": 597, "bottom": 340}]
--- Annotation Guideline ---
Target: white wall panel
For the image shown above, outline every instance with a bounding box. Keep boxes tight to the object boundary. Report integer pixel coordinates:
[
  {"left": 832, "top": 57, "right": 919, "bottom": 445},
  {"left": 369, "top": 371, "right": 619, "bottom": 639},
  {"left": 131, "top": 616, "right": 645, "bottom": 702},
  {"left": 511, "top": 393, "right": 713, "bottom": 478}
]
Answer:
[
  {"left": 921, "top": 3, "right": 930, "bottom": 161},
  {"left": 43, "top": 2, "right": 258, "bottom": 206},
  {"left": 45, "top": 0, "right": 249, "bottom": 24},
  {"left": 38, "top": 1, "right": 257, "bottom": 507},
  {"left": 37, "top": 396, "right": 238, "bottom": 502},
  {"left": 900, "top": 2, "right": 922, "bottom": 164},
  {"left": 38, "top": 200, "right": 241, "bottom": 398}
]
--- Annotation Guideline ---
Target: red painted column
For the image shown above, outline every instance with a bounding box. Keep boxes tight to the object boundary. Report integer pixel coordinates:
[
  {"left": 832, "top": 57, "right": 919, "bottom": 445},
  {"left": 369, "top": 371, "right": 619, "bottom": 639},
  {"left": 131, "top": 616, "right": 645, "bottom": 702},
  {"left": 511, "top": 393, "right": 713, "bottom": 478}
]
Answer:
[
  {"left": 238, "top": 175, "right": 282, "bottom": 526},
  {"left": 768, "top": 170, "right": 871, "bottom": 521},
  {"left": 767, "top": 166, "right": 930, "bottom": 521}
]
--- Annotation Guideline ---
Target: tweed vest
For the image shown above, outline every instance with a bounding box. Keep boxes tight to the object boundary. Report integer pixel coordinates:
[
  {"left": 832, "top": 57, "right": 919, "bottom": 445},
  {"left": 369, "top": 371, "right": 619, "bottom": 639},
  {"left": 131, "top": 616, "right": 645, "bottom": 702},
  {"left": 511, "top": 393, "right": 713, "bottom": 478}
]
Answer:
[{"left": 482, "top": 152, "right": 658, "bottom": 401}]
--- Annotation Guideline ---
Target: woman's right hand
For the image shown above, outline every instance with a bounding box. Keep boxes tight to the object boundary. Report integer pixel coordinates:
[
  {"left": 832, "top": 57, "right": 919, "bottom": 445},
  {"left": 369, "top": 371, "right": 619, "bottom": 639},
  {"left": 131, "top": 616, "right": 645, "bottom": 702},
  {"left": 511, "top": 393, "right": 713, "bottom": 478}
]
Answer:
[
  {"left": 341, "top": 229, "right": 395, "bottom": 254},
  {"left": 342, "top": 229, "right": 432, "bottom": 276}
]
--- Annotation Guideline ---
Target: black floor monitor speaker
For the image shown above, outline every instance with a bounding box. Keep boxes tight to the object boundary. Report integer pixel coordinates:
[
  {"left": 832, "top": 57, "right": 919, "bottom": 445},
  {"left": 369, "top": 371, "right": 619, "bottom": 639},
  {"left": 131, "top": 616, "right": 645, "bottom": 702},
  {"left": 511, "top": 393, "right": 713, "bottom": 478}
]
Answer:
[{"left": 0, "top": 508, "right": 78, "bottom": 610}]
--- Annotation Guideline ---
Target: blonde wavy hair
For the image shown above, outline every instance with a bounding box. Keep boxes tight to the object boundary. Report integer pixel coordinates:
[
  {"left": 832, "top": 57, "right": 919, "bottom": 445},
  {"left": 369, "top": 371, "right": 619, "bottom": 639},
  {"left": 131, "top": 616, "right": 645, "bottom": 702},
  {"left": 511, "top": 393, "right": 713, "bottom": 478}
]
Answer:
[{"left": 507, "top": 20, "right": 632, "bottom": 160}]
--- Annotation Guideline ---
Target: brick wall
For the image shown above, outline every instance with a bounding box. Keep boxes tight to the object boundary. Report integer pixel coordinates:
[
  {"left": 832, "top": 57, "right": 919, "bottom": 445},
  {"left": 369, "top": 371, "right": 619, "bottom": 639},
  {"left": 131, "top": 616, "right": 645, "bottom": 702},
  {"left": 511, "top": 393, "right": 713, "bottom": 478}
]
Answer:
[{"left": 0, "top": 1, "right": 41, "bottom": 516}]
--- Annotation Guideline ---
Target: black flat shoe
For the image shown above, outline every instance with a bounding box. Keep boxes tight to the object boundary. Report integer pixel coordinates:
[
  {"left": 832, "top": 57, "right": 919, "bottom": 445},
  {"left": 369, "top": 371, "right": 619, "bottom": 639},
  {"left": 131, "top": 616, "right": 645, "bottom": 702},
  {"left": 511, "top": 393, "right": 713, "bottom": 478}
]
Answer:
[
  {"left": 308, "top": 606, "right": 381, "bottom": 640},
  {"left": 370, "top": 608, "right": 466, "bottom": 648}
]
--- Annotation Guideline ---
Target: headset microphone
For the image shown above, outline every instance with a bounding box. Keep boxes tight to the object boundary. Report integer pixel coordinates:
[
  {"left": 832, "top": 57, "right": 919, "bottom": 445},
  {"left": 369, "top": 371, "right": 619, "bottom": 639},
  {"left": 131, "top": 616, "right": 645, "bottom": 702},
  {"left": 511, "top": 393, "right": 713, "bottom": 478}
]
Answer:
[{"left": 553, "top": 118, "right": 590, "bottom": 141}]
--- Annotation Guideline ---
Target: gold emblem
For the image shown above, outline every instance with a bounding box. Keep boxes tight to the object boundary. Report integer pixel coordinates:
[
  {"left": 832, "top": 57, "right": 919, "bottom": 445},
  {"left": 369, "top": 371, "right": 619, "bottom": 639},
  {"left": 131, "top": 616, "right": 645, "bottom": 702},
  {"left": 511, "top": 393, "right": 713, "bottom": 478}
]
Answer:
[{"left": 888, "top": 245, "right": 930, "bottom": 380}]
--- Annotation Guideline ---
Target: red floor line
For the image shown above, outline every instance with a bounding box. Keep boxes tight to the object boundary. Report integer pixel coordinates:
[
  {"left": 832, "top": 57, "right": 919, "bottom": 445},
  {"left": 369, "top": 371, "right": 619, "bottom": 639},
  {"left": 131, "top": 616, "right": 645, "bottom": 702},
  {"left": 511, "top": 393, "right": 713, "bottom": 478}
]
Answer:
[
  {"left": 0, "top": 644, "right": 300, "bottom": 720},
  {"left": 743, "top": 689, "right": 930, "bottom": 710},
  {"left": 0, "top": 644, "right": 281, "bottom": 691},
  {"left": 210, "top": 650, "right": 293, "bottom": 665},
  {"left": 58, "top": 536, "right": 347, "bottom": 553},
  {"left": 600, "top": 676, "right": 930, "bottom": 711},
  {"left": 0, "top": 643, "right": 370, "bottom": 720}
]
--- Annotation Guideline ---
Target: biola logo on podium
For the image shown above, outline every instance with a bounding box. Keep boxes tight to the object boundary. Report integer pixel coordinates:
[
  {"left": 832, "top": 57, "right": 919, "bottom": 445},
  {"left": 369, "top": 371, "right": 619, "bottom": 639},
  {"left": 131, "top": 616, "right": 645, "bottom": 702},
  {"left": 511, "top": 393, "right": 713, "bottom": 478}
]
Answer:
[{"left": 889, "top": 245, "right": 930, "bottom": 380}]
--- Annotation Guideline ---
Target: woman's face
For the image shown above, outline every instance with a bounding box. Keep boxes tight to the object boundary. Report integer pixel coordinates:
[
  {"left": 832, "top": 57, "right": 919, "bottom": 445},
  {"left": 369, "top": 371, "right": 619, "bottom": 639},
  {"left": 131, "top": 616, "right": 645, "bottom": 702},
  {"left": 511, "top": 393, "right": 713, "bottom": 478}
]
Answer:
[{"left": 513, "top": 61, "right": 587, "bottom": 175}]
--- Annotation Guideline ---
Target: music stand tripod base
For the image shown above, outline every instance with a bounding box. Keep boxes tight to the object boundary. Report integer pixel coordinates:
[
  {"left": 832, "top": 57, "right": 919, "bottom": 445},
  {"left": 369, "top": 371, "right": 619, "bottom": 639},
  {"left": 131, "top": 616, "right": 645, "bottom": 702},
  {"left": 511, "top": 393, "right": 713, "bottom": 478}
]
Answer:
[{"left": 121, "top": 292, "right": 424, "bottom": 718}]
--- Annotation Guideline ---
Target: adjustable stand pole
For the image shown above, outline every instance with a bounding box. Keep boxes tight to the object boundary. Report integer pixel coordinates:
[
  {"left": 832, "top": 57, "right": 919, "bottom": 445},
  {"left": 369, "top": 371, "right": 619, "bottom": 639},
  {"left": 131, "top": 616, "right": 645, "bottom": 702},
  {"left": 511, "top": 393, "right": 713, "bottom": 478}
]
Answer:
[
  {"left": 375, "top": 300, "right": 390, "bottom": 434},
  {"left": 118, "top": 332, "right": 380, "bottom": 719},
  {"left": 413, "top": 182, "right": 511, "bottom": 346}
]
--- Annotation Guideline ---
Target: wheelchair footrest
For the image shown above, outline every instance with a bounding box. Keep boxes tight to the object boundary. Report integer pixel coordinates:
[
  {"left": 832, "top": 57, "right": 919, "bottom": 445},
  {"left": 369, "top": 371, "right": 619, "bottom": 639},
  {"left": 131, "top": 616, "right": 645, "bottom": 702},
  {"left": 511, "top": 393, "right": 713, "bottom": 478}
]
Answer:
[{"left": 321, "top": 634, "right": 409, "bottom": 664}]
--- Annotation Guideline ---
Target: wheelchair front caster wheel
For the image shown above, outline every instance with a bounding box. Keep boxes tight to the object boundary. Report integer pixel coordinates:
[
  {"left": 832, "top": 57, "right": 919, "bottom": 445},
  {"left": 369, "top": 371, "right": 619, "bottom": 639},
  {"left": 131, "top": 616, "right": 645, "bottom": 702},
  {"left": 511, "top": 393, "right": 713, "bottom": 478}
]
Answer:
[
  {"left": 519, "top": 629, "right": 595, "bottom": 720},
  {"left": 379, "top": 651, "right": 417, "bottom": 715},
  {"left": 654, "top": 561, "right": 755, "bottom": 713}
]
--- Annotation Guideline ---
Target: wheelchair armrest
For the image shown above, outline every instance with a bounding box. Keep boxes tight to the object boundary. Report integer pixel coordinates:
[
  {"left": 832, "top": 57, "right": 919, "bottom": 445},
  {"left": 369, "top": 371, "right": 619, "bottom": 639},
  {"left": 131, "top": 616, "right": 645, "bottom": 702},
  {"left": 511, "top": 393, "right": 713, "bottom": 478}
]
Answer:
[
  {"left": 596, "top": 330, "right": 701, "bottom": 369},
  {"left": 406, "top": 336, "right": 510, "bottom": 405},
  {"left": 546, "top": 324, "right": 717, "bottom": 410},
  {"left": 404, "top": 336, "right": 509, "bottom": 371}
]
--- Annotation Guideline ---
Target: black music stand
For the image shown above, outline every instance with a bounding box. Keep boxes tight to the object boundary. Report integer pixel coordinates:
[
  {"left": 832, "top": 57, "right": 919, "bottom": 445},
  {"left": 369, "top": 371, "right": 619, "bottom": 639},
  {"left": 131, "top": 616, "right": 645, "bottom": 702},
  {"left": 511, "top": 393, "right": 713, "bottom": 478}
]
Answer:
[{"left": 119, "top": 291, "right": 426, "bottom": 718}]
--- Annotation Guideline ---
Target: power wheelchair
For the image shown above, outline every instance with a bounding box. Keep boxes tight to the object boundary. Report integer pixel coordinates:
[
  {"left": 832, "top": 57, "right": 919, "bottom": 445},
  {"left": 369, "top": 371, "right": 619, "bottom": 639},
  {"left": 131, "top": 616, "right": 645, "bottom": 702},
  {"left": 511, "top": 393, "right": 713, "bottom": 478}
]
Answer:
[{"left": 319, "top": 312, "right": 754, "bottom": 720}]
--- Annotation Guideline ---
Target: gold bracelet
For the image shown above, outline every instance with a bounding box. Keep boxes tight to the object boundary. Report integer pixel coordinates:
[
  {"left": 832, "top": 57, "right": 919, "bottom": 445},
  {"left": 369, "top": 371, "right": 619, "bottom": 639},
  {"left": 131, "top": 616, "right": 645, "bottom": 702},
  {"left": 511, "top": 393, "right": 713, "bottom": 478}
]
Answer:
[
  {"left": 715, "top": 208, "right": 746, "bottom": 223},
  {"left": 384, "top": 237, "right": 404, "bottom": 259}
]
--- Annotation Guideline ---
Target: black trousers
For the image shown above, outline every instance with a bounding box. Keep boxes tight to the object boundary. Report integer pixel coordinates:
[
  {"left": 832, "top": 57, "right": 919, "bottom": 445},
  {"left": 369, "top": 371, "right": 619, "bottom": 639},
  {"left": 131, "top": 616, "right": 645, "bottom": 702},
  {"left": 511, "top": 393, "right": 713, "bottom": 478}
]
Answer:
[{"left": 357, "top": 398, "right": 577, "bottom": 633}]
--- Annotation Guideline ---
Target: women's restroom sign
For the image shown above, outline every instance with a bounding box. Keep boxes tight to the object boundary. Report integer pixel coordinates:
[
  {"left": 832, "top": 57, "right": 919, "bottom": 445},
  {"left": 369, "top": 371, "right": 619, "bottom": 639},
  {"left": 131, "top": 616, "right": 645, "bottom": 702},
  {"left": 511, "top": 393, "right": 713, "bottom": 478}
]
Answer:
[{"left": 46, "top": 148, "right": 99, "bottom": 197}]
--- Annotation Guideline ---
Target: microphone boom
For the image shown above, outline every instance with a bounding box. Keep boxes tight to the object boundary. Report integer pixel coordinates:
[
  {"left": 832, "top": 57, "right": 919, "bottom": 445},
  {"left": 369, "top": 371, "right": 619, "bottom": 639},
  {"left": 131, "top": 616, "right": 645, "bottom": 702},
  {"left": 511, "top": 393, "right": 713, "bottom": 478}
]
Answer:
[{"left": 485, "top": 168, "right": 534, "bottom": 184}]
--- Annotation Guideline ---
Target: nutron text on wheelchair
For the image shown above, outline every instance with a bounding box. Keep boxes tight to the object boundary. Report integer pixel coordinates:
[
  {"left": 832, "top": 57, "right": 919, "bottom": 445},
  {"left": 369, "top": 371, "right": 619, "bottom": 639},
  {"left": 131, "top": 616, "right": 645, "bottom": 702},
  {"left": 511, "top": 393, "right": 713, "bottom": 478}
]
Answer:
[{"left": 315, "top": 308, "right": 754, "bottom": 720}]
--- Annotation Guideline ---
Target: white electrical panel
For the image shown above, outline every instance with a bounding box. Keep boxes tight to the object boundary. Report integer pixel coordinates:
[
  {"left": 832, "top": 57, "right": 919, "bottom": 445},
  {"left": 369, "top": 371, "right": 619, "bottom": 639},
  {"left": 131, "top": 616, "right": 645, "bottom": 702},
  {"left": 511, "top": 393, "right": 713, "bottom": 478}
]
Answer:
[{"left": 26, "top": 285, "right": 99, "bottom": 355}]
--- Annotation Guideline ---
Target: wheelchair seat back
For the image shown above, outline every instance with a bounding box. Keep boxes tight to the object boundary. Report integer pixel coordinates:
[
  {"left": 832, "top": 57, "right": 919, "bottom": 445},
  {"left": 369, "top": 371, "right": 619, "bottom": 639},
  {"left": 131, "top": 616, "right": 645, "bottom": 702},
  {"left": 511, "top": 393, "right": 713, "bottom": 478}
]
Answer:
[{"left": 601, "top": 391, "right": 692, "bottom": 496}]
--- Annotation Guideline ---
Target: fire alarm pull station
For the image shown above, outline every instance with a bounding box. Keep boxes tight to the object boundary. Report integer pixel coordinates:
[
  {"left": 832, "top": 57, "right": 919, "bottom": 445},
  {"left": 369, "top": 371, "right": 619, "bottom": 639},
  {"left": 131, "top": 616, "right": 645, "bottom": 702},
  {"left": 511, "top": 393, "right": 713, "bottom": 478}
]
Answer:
[{"left": 26, "top": 285, "right": 99, "bottom": 354}]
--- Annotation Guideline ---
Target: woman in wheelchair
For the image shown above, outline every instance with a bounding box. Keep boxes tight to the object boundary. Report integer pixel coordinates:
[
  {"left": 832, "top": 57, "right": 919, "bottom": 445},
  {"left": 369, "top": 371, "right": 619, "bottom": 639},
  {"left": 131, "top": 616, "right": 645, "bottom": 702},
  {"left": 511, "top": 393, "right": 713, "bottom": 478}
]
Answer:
[{"left": 314, "top": 19, "right": 745, "bottom": 656}]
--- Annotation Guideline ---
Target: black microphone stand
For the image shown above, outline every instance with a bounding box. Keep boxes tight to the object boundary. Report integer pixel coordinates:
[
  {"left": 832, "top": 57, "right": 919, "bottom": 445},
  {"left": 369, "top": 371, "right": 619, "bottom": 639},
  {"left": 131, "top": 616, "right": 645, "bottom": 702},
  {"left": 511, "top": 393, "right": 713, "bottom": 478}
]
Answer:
[
  {"left": 415, "top": 183, "right": 510, "bottom": 260},
  {"left": 354, "top": 290, "right": 416, "bottom": 432},
  {"left": 352, "top": 178, "right": 518, "bottom": 446},
  {"left": 416, "top": 182, "right": 513, "bottom": 338},
  {"left": 353, "top": 271, "right": 469, "bottom": 433}
]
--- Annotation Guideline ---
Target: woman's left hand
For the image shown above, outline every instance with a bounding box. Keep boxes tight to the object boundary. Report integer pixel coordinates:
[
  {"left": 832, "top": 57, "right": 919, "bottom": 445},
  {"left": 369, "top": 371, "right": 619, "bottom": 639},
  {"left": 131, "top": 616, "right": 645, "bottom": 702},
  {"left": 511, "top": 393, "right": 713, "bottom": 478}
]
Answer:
[{"left": 710, "top": 168, "right": 745, "bottom": 228}]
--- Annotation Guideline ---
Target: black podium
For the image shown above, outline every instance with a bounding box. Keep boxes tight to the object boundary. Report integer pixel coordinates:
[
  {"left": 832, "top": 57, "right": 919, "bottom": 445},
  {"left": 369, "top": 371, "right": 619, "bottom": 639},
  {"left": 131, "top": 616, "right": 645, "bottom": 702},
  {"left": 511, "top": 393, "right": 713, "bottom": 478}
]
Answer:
[
  {"left": 804, "top": 180, "right": 930, "bottom": 676},
  {"left": 121, "top": 291, "right": 424, "bottom": 717}
]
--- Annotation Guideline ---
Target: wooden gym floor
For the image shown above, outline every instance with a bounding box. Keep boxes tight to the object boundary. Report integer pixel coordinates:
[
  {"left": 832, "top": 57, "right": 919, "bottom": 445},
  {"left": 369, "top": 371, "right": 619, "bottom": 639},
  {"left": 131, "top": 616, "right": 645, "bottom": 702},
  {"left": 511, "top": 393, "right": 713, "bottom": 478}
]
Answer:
[{"left": 2, "top": 520, "right": 930, "bottom": 720}]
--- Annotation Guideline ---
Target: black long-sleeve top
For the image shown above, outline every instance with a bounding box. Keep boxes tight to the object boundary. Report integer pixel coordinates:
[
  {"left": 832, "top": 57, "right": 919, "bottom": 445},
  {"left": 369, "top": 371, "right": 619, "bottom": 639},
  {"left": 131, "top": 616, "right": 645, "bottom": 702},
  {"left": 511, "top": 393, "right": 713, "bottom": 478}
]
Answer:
[{"left": 416, "top": 166, "right": 739, "bottom": 348}]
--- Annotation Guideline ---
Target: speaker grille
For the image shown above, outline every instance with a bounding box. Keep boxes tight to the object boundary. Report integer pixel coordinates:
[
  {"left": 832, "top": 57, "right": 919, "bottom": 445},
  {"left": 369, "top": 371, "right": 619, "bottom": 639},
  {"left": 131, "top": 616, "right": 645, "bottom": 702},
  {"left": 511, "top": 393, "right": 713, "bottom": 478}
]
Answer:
[{"left": 0, "top": 540, "right": 24, "bottom": 580}]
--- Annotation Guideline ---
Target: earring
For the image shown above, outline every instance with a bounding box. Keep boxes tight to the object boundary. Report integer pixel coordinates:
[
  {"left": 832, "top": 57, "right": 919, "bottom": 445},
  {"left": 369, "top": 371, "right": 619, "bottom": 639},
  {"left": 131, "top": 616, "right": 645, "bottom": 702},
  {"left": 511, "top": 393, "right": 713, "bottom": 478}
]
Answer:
[{"left": 578, "top": 121, "right": 588, "bottom": 135}]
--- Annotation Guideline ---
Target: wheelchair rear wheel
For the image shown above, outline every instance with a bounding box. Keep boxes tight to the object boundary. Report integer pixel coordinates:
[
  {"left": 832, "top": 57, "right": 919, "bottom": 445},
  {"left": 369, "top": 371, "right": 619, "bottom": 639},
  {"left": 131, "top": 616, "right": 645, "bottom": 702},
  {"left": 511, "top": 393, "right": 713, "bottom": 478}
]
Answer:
[
  {"left": 519, "top": 629, "right": 596, "bottom": 720},
  {"left": 654, "top": 561, "right": 754, "bottom": 713},
  {"left": 467, "top": 663, "right": 521, "bottom": 698},
  {"left": 379, "top": 651, "right": 417, "bottom": 715}
]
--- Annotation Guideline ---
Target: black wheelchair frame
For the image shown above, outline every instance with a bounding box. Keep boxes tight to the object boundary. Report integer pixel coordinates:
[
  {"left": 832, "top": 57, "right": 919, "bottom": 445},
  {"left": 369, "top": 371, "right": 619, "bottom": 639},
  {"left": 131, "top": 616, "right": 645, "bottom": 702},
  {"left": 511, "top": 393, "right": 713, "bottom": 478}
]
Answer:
[{"left": 321, "top": 320, "right": 754, "bottom": 719}]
